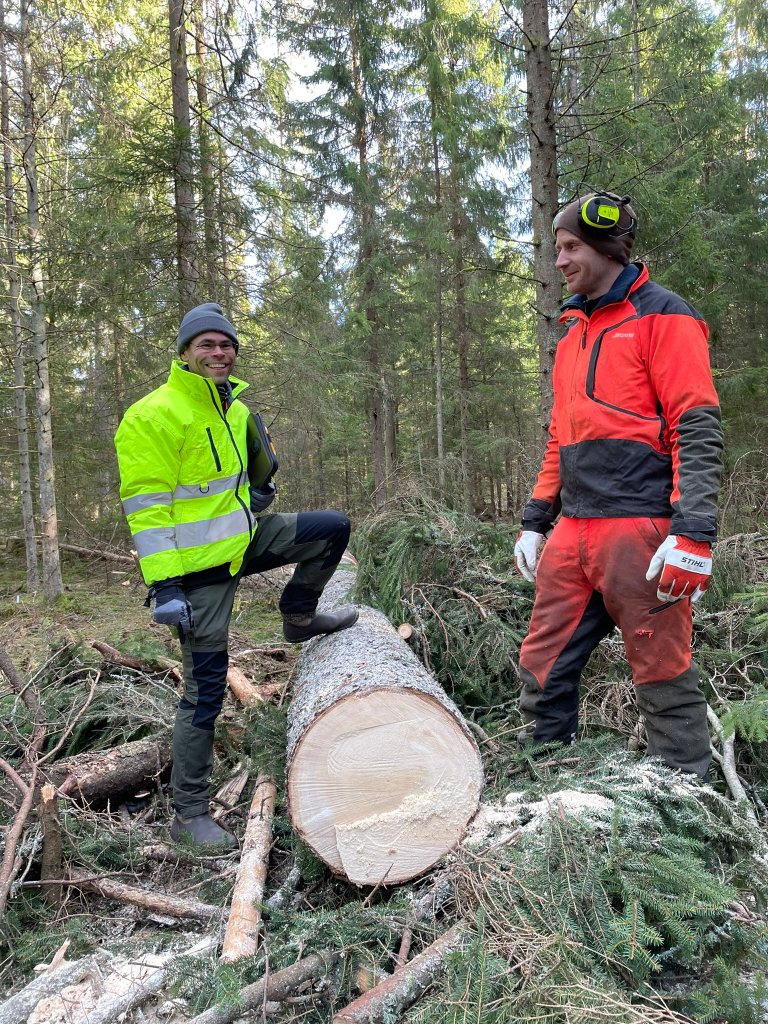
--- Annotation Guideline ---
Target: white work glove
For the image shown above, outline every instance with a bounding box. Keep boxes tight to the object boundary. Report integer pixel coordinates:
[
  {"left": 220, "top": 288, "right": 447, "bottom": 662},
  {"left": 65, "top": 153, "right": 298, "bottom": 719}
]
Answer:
[
  {"left": 514, "top": 530, "right": 546, "bottom": 583},
  {"left": 645, "top": 535, "right": 713, "bottom": 603}
]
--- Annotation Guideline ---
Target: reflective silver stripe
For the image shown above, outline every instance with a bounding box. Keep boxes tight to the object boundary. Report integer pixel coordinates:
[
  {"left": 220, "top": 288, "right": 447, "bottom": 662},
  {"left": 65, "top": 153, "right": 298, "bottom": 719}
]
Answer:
[
  {"left": 122, "top": 492, "right": 173, "bottom": 515},
  {"left": 173, "top": 474, "right": 241, "bottom": 501},
  {"left": 133, "top": 526, "right": 177, "bottom": 558},
  {"left": 133, "top": 510, "right": 248, "bottom": 559},
  {"left": 175, "top": 510, "right": 248, "bottom": 548}
]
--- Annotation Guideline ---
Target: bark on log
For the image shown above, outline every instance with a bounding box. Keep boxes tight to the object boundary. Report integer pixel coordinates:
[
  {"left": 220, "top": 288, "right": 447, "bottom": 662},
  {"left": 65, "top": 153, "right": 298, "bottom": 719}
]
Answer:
[
  {"left": 287, "top": 571, "right": 484, "bottom": 886},
  {"left": 48, "top": 734, "right": 172, "bottom": 808},
  {"left": 184, "top": 950, "right": 340, "bottom": 1024},
  {"left": 68, "top": 869, "right": 223, "bottom": 922},
  {"left": 332, "top": 922, "right": 470, "bottom": 1024},
  {"left": 220, "top": 775, "right": 277, "bottom": 962}
]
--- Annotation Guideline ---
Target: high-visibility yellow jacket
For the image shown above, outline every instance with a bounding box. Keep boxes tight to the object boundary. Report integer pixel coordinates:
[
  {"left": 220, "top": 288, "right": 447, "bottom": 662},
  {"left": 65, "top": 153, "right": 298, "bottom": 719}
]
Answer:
[{"left": 114, "top": 361, "right": 254, "bottom": 585}]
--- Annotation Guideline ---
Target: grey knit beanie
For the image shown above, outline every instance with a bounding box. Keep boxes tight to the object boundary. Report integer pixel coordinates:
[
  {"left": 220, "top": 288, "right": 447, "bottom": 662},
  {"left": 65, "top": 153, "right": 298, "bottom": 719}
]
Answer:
[
  {"left": 553, "top": 193, "right": 637, "bottom": 265},
  {"left": 177, "top": 302, "right": 239, "bottom": 354}
]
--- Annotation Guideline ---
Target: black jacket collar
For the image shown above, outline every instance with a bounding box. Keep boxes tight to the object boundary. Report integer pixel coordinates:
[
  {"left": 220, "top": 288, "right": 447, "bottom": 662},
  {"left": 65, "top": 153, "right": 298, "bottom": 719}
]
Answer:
[{"left": 561, "top": 261, "right": 643, "bottom": 317}]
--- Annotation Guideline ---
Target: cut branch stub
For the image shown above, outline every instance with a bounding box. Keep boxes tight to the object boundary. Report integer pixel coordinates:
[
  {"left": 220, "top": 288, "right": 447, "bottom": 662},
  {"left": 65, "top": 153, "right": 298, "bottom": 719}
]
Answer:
[{"left": 286, "top": 572, "right": 484, "bottom": 887}]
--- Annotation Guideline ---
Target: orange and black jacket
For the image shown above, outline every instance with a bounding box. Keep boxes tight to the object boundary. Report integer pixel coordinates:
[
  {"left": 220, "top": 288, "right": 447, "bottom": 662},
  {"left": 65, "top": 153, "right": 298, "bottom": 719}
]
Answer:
[{"left": 522, "top": 263, "right": 723, "bottom": 542}]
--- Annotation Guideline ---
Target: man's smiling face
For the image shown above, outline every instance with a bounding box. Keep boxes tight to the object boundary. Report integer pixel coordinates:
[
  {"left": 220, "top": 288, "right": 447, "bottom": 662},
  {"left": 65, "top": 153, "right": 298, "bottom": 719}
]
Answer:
[
  {"left": 181, "top": 331, "right": 237, "bottom": 383},
  {"left": 554, "top": 228, "right": 622, "bottom": 299}
]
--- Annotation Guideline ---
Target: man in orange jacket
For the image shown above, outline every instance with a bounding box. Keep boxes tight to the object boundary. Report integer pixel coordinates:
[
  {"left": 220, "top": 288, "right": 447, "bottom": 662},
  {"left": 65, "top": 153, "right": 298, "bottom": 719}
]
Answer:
[{"left": 514, "top": 191, "right": 722, "bottom": 777}]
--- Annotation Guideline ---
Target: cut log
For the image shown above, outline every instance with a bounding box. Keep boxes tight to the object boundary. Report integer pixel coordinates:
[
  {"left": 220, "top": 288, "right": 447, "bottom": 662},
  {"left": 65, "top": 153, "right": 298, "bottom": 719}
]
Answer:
[
  {"left": 48, "top": 734, "right": 172, "bottom": 808},
  {"left": 220, "top": 775, "right": 277, "bottom": 962},
  {"left": 286, "top": 571, "right": 484, "bottom": 887}
]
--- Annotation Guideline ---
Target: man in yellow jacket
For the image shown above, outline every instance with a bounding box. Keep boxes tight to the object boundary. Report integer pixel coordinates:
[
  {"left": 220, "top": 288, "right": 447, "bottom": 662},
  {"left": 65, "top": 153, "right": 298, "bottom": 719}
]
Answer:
[{"left": 115, "top": 302, "right": 358, "bottom": 848}]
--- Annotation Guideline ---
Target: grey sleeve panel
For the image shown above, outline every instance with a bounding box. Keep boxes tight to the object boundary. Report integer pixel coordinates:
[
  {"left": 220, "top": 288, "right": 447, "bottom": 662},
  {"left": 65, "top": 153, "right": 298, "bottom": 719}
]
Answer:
[
  {"left": 671, "top": 404, "right": 723, "bottom": 541},
  {"left": 521, "top": 496, "right": 561, "bottom": 534}
]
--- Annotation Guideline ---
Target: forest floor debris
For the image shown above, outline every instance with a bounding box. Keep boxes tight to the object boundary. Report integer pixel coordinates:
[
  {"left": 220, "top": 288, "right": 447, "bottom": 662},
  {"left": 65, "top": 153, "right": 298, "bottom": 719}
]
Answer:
[{"left": 2, "top": 509, "right": 768, "bottom": 1022}]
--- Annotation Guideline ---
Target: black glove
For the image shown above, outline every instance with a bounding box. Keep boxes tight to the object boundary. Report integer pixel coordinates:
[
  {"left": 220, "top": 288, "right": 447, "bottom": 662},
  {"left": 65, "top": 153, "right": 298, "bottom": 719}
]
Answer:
[
  {"left": 149, "top": 579, "right": 193, "bottom": 633},
  {"left": 250, "top": 480, "right": 276, "bottom": 514}
]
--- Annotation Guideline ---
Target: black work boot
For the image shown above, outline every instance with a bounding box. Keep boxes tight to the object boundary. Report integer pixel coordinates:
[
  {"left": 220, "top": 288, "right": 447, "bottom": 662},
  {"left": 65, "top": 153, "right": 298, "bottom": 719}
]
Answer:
[
  {"left": 283, "top": 606, "right": 359, "bottom": 643},
  {"left": 169, "top": 812, "right": 237, "bottom": 850}
]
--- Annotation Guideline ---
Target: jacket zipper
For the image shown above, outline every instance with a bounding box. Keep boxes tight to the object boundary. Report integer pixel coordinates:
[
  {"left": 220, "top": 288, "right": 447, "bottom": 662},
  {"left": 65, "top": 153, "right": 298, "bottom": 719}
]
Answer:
[
  {"left": 205, "top": 428, "right": 222, "bottom": 472},
  {"left": 205, "top": 383, "right": 253, "bottom": 537}
]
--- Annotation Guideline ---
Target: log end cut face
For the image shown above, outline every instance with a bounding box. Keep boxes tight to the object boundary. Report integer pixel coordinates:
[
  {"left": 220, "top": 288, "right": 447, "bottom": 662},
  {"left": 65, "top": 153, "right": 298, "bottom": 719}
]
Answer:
[{"left": 287, "top": 689, "right": 483, "bottom": 886}]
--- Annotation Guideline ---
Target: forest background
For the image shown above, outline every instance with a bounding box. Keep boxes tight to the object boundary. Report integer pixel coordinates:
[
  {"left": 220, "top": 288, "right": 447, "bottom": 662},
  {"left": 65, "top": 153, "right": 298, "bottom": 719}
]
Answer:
[
  {"left": 1, "top": 0, "right": 768, "bottom": 1018},
  {"left": 0, "top": 0, "right": 766, "bottom": 591}
]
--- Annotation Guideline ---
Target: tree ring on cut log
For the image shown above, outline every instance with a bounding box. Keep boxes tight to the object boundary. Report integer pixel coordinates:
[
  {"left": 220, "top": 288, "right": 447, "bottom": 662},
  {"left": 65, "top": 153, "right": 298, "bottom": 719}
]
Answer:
[{"left": 287, "top": 687, "right": 483, "bottom": 886}]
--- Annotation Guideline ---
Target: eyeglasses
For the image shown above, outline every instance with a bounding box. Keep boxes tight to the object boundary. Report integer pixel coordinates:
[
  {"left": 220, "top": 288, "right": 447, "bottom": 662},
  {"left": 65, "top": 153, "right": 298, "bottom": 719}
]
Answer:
[{"left": 191, "top": 339, "right": 236, "bottom": 351}]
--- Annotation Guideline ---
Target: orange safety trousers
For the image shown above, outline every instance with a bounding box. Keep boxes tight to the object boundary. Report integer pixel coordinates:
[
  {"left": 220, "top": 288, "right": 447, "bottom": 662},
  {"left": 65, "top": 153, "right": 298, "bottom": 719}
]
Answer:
[{"left": 518, "top": 516, "right": 710, "bottom": 775}]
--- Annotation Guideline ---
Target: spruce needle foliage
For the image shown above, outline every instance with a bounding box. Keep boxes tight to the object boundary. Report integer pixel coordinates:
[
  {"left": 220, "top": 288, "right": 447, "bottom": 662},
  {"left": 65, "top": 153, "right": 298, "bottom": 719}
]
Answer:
[
  {"left": 353, "top": 496, "right": 532, "bottom": 714},
  {"left": 0, "top": 641, "right": 177, "bottom": 761},
  {"left": 410, "top": 753, "right": 768, "bottom": 1023}
]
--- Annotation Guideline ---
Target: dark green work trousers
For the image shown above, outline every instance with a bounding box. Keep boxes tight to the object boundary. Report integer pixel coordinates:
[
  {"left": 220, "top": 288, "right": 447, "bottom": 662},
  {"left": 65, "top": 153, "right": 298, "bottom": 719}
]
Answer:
[{"left": 171, "top": 509, "right": 350, "bottom": 816}]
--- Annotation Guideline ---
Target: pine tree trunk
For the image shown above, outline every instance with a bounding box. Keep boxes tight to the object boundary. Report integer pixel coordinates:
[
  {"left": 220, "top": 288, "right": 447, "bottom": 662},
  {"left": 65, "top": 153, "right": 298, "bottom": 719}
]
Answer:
[
  {"left": 451, "top": 197, "right": 472, "bottom": 514},
  {"left": 193, "top": 0, "right": 219, "bottom": 295},
  {"left": 286, "top": 571, "right": 484, "bottom": 887},
  {"left": 19, "top": 0, "right": 62, "bottom": 601},
  {"left": 0, "top": 3, "right": 38, "bottom": 591},
  {"left": 169, "top": 0, "right": 200, "bottom": 307},
  {"left": 428, "top": 56, "right": 446, "bottom": 499},
  {"left": 523, "top": 0, "right": 561, "bottom": 437},
  {"left": 350, "top": 13, "right": 387, "bottom": 508}
]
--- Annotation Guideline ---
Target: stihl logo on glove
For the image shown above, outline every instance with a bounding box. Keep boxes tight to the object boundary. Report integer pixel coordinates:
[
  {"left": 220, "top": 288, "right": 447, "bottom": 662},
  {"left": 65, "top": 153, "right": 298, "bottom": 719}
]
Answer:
[
  {"left": 680, "top": 553, "right": 707, "bottom": 568},
  {"left": 645, "top": 535, "right": 712, "bottom": 603}
]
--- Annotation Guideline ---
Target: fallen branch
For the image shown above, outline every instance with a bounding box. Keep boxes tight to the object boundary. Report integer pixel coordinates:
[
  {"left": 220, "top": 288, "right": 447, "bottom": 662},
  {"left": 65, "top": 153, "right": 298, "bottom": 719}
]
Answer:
[
  {"left": 265, "top": 863, "right": 302, "bottom": 913},
  {"left": 68, "top": 869, "right": 225, "bottom": 922},
  {"left": 88, "top": 639, "right": 181, "bottom": 678},
  {"left": 75, "top": 935, "right": 218, "bottom": 1024},
  {"left": 393, "top": 928, "right": 413, "bottom": 969},
  {"left": 184, "top": 949, "right": 340, "bottom": 1024},
  {"left": 211, "top": 767, "right": 250, "bottom": 822},
  {"left": 332, "top": 922, "right": 470, "bottom": 1024},
  {"left": 707, "top": 704, "right": 760, "bottom": 828},
  {"left": 221, "top": 775, "right": 277, "bottom": 962},
  {"left": 227, "top": 666, "right": 283, "bottom": 706},
  {"left": 0, "top": 646, "right": 47, "bottom": 920},
  {"left": 60, "top": 543, "right": 135, "bottom": 566},
  {"left": 0, "top": 951, "right": 113, "bottom": 1024},
  {"left": 139, "top": 844, "right": 234, "bottom": 871}
]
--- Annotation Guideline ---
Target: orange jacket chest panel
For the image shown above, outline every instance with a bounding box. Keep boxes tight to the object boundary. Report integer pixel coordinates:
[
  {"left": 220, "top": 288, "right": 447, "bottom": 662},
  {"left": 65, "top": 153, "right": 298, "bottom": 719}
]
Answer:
[{"left": 555, "top": 312, "right": 664, "bottom": 450}]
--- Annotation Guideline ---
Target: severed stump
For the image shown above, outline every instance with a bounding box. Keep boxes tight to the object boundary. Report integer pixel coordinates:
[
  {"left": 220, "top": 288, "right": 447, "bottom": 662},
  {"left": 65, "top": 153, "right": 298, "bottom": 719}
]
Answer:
[{"left": 286, "top": 571, "right": 484, "bottom": 887}]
